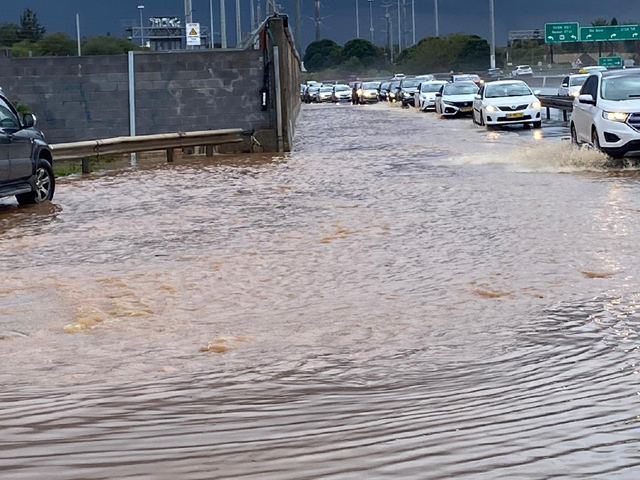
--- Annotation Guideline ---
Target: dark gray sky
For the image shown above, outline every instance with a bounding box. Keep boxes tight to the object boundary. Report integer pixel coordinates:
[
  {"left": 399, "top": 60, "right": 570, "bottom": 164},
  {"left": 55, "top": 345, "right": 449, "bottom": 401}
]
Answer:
[{"left": 2, "top": 1, "right": 639, "bottom": 49}]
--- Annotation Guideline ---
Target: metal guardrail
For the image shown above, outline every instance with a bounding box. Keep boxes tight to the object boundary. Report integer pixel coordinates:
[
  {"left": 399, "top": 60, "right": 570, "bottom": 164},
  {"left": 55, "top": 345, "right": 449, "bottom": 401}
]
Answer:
[
  {"left": 50, "top": 129, "right": 245, "bottom": 171},
  {"left": 538, "top": 95, "right": 574, "bottom": 121}
]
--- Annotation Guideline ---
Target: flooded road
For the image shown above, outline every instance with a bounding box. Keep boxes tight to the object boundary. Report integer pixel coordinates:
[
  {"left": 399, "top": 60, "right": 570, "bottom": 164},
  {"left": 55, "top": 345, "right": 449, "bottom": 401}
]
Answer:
[{"left": 2, "top": 103, "right": 640, "bottom": 479}]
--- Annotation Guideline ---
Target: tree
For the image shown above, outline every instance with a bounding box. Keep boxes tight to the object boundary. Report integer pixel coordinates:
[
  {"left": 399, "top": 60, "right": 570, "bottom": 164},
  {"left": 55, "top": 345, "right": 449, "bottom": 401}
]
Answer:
[
  {"left": 303, "top": 39, "right": 343, "bottom": 71},
  {"left": 11, "top": 40, "right": 41, "bottom": 58},
  {"left": 0, "top": 23, "right": 19, "bottom": 47},
  {"left": 611, "top": 17, "right": 619, "bottom": 26},
  {"left": 82, "top": 36, "right": 140, "bottom": 55},
  {"left": 341, "top": 38, "right": 381, "bottom": 64},
  {"left": 397, "top": 34, "right": 491, "bottom": 73},
  {"left": 39, "top": 32, "right": 76, "bottom": 56},
  {"left": 591, "top": 17, "right": 609, "bottom": 26},
  {"left": 19, "top": 8, "right": 45, "bottom": 42}
]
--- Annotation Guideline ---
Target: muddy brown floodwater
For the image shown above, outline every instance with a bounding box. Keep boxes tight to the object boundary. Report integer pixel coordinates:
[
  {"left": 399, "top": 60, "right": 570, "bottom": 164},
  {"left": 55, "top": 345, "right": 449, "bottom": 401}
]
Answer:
[{"left": 2, "top": 103, "right": 640, "bottom": 479}]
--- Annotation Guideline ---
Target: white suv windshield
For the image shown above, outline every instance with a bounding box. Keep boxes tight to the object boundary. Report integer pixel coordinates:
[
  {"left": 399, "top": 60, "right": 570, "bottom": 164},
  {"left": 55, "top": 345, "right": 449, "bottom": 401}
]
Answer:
[
  {"left": 601, "top": 76, "right": 640, "bottom": 101},
  {"left": 335, "top": 86, "right": 350, "bottom": 91},
  {"left": 485, "top": 83, "right": 531, "bottom": 98}
]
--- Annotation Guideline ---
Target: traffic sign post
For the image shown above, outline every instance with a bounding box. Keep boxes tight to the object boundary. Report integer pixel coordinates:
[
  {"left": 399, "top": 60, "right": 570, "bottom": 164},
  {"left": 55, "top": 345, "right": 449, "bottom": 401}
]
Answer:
[
  {"left": 599, "top": 56, "right": 623, "bottom": 68},
  {"left": 545, "top": 23, "right": 579, "bottom": 43},
  {"left": 580, "top": 25, "right": 640, "bottom": 42}
]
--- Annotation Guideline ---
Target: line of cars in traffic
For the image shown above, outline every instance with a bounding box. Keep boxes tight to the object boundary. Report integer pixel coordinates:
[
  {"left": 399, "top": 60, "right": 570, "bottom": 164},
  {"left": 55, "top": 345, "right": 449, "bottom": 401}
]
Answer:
[
  {"left": 301, "top": 73, "right": 543, "bottom": 130},
  {"left": 304, "top": 66, "right": 640, "bottom": 160}
]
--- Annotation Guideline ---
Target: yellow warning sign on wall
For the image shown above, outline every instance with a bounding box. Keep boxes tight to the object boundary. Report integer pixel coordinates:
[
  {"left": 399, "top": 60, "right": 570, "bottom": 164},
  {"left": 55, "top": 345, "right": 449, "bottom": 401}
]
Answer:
[{"left": 186, "top": 23, "right": 201, "bottom": 46}]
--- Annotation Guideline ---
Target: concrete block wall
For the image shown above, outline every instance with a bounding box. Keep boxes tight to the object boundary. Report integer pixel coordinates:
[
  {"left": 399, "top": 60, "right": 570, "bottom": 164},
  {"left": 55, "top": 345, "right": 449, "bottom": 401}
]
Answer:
[
  {"left": 0, "top": 55, "right": 130, "bottom": 143},
  {"left": 134, "top": 50, "right": 268, "bottom": 137},
  {"left": 0, "top": 17, "right": 300, "bottom": 152},
  {"left": 0, "top": 50, "right": 270, "bottom": 145}
]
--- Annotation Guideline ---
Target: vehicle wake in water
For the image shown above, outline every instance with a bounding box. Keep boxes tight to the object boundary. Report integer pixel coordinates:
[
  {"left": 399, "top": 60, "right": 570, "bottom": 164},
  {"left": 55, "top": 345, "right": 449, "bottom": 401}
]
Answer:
[{"left": 2, "top": 103, "right": 640, "bottom": 479}]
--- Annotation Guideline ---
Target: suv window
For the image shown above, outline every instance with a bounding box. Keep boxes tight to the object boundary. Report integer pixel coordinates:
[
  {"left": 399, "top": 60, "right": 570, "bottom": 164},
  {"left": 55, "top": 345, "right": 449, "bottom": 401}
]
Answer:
[
  {"left": 0, "top": 97, "right": 19, "bottom": 130},
  {"left": 562, "top": 76, "right": 569, "bottom": 87},
  {"left": 582, "top": 76, "right": 599, "bottom": 100}
]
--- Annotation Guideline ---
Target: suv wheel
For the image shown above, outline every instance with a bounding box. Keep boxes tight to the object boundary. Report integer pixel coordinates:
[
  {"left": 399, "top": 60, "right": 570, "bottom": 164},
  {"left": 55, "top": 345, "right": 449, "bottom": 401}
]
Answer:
[
  {"left": 17, "top": 158, "right": 55, "bottom": 205},
  {"left": 570, "top": 124, "right": 579, "bottom": 145},
  {"left": 592, "top": 128, "right": 601, "bottom": 152}
]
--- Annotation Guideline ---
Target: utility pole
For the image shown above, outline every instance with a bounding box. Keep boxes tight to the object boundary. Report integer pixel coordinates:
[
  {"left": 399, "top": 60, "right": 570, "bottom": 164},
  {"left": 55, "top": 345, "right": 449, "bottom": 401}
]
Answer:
[
  {"left": 257, "top": 0, "right": 262, "bottom": 26},
  {"left": 383, "top": 5, "right": 393, "bottom": 62},
  {"left": 434, "top": 0, "right": 439, "bottom": 36},
  {"left": 368, "top": 0, "right": 374, "bottom": 43},
  {"left": 315, "top": 0, "right": 321, "bottom": 41},
  {"left": 397, "top": 0, "right": 401, "bottom": 52},
  {"left": 220, "top": 0, "right": 228, "bottom": 48},
  {"left": 489, "top": 0, "right": 496, "bottom": 68},
  {"left": 76, "top": 13, "right": 82, "bottom": 56},
  {"left": 251, "top": 0, "right": 256, "bottom": 30},
  {"left": 209, "top": 0, "right": 215, "bottom": 47},
  {"left": 138, "top": 6, "right": 145, "bottom": 47},
  {"left": 236, "top": 0, "right": 242, "bottom": 46},
  {"left": 184, "top": 0, "right": 193, "bottom": 23},
  {"left": 402, "top": 0, "right": 407, "bottom": 49},
  {"left": 356, "top": 0, "right": 360, "bottom": 38},
  {"left": 295, "top": 0, "right": 301, "bottom": 49},
  {"left": 411, "top": 0, "right": 415, "bottom": 45}
]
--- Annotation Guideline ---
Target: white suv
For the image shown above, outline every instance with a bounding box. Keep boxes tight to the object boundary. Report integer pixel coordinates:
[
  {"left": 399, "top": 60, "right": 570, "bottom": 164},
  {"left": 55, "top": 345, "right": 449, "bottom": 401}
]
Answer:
[
  {"left": 570, "top": 70, "right": 640, "bottom": 158},
  {"left": 512, "top": 65, "right": 533, "bottom": 77}
]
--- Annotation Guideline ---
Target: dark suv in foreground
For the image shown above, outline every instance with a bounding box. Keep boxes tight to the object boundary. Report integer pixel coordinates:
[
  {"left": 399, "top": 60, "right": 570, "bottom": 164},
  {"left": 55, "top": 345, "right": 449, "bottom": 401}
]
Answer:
[{"left": 0, "top": 93, "right": 54, "bottom": 205}]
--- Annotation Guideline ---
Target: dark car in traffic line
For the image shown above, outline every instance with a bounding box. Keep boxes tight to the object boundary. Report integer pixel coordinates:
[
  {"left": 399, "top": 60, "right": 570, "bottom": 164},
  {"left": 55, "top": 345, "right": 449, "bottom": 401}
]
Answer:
[
  {"left": 0, "top": 93, "right": 54, "bottom": 205},
  {"left": 378, "top": 82, "right": 391, "bottom": 101},
  {"left": 396, "top": 78, "right": 422, "bottom": 107},
  {"left": 386, "top": 81, "right": 401, "bottom": 102}
]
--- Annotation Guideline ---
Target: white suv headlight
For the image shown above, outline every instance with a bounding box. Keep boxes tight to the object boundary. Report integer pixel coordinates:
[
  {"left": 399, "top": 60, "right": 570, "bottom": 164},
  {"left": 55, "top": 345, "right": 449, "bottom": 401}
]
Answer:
[
  {"left": 485, "top": 105, "right": 497, "bottom": 112},
  {"left": 603, "top": 111, "right": 629, "bottom": 122},
  {"left": 529, "top": 100, "right": 542, "bottom": 109}
]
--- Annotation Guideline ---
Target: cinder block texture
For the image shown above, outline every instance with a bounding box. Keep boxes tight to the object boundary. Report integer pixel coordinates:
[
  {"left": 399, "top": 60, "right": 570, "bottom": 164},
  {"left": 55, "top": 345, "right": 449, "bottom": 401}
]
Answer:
[{"left": 0, "top": 49, "right": 272, "bottom": 144}]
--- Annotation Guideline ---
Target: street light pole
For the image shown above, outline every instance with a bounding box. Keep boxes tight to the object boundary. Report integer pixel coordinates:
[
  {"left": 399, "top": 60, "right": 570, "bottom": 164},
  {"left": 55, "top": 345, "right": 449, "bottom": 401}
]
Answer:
[
  {"left": 411, "top": 0, "right": 415, "bottom": 45},
  {"left": 236, "top": 0, "right": 242, "bottom": 46},
  {"left": 489, "top": 0, "right": 496, "bottom": 68},
  {"left": 356, "top": 0, "right": 360, "bottom": 38},
  {"left": 138, "top": 5, "right": 145, "bottom": 47},
  {"left": 434, "top": 0, "right": 439, "bottom": 36},
  {"left": 220, "top": 0, "right": 228, "bottom": 48},
  {"left": 76, "top": 13, "right": 82, "bottom": 56},
  {"left": 210, "top": 0, "right": 215, "bottom": 48},
  {"left": 368, "top": 0, "right": 374, "bottom": 43},
  {"left": 397, "top": 0, "right": 401, "bottom": 51}
]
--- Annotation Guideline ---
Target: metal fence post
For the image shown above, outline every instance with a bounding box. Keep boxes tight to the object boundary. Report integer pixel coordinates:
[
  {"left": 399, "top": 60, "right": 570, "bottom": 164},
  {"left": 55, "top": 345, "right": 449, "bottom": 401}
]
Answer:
[
  {"left": 128, "top": 50, "right": 137, "bottom": 165},
  {"left": 273, "top": 46, "right": 284, "bottom": 153}
]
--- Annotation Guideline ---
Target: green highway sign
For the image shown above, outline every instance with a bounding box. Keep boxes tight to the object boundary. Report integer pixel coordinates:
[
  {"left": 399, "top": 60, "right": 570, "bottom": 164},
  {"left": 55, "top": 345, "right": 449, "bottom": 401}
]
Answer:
[
  {"left": 545, "top": 23, "right": 579, "bottom": 43},
  {"left": 580, "top": 24, "right": 640, "bottom": 42},
  {"left": 599, "top": 56, "right": 623, "bottom": 68}
]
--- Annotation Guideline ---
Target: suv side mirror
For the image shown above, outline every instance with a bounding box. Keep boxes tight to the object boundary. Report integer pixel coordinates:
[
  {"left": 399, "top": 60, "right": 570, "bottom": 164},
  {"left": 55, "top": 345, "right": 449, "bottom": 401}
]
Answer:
[
  {"left": 474, "top": 94, "right": 481, "bottom": 100},
  {"left": 533, "top": 90, "right": 542, "bottom": 96},
  {"left": 435, "top": 93, "right": 442, "bottom": 97},
  {"left": 578, "top": 94, "right": 595, "bottom": 105},
  {"left": 22, "top": 113, "right": 36, "bottom": 128},
  {"left": 561, "top": 83, "right": 569, "bottom": 87}
]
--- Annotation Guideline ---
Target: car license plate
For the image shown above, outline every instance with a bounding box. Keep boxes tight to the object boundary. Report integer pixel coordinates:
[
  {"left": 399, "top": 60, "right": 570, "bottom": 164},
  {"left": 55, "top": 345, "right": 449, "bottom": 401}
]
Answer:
[
  {"left": 506, "top": 112, "right": 524, "bottom": 118},
  {"left": 460, "top": 107, "right": 473, "bottom": 112}
]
